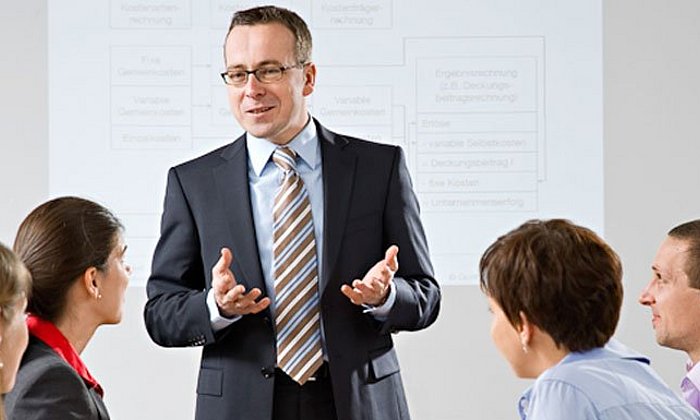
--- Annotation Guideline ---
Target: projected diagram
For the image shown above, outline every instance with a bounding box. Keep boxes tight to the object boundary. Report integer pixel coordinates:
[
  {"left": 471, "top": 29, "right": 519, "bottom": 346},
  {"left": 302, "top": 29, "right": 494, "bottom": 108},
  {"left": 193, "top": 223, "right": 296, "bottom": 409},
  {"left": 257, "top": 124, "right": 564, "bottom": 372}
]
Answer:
[{"left": 51, "top": 0, "right": 597, "bottom": 286}]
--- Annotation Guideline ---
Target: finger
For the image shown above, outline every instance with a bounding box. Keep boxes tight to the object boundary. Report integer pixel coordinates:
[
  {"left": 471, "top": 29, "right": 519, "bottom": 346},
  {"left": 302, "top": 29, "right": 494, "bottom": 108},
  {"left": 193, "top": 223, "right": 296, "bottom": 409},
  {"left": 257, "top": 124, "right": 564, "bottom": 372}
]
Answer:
[
  {"left": 384, "top": 245, "right": 399, "bottom": 272},
  {"left": 214, "top": 247, "right": 233, "bottom": 275},
  {"left": 212, "top": 248, "right": 237, "bottom": 294},
  {"left": 247, "top": 297, "right": 271, "bottom": 314},
  {"left": 224, "top": 284, "right": 246, "bottom": 301},
  {"left": 237, "top": 291, "right": 270, "bottom": 313},
  {"left": 341, "top": 284, "right": 363, "bottom": 305},
  {"left": 237, "top": 288, "right": 263, "bottom": 306}
]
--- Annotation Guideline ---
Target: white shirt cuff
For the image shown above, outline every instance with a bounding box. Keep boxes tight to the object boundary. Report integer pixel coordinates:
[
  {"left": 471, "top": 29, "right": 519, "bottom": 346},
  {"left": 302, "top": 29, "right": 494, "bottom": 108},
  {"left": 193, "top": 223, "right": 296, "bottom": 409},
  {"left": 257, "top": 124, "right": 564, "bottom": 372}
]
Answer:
[{"left": 206, "top": 288, "right": 241, "bottom": 331}]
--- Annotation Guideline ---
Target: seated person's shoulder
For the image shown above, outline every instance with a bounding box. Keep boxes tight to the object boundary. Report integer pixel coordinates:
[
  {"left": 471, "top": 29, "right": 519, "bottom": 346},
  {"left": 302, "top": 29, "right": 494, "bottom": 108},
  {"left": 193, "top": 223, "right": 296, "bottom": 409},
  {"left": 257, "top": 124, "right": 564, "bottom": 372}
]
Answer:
[{"left": 12, "top": 338, "right": 88, "bottom": 397}]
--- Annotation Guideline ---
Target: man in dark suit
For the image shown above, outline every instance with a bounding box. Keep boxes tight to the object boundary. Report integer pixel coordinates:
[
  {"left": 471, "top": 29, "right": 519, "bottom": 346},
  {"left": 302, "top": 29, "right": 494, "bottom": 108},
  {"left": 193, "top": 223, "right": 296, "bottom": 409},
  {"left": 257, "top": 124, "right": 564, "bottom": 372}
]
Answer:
[{"left": 143, "top": 6, "right": 440, "bottom": 420}]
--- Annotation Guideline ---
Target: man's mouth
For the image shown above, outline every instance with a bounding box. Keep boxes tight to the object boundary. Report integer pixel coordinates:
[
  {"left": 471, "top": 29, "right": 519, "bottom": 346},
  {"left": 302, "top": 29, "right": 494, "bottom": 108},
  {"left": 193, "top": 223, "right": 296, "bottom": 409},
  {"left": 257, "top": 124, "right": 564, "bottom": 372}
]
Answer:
[{"left": 247, "top": 106, "right": 274, "bottom": 114}]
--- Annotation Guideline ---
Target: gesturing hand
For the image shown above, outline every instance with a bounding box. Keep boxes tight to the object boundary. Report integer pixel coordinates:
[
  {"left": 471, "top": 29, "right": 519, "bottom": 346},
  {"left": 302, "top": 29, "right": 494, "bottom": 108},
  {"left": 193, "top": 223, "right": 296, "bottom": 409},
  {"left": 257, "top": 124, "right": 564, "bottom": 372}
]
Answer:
[
  {"left": 341, "top": 245, "right": 398, "bottom": 307},
  {"left": 212, "top": 248, "right": 270, "bottom": 317}
]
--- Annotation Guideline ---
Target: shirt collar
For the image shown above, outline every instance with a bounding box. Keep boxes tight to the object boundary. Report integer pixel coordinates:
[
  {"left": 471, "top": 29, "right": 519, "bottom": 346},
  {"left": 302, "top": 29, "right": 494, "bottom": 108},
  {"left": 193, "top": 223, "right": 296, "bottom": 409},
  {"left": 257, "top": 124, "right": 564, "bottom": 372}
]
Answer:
[
  {"left": 558, "top": 339, "right": 650, "bottom": 367},
  {"left": 246, "top": 116, "right": 319, "bottom": 176},
  {"left": 518, "top": 388, "right": 532, "bottom": 419},
  {"left": 686, "top": 359, "right": 700, "bottom": 387},
  {"left": 27, "top": 314, "right": 104, "bottom": 397}
]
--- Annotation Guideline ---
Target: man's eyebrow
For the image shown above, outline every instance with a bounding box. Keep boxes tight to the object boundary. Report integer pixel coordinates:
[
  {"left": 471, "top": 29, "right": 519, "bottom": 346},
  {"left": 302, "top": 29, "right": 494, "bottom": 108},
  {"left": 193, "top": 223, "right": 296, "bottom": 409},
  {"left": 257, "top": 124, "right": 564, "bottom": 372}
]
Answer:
[
  {"left": 651, "top": 265, "right": 665, "bottom": 277},
  {"left": 225, "top": 60, "right": 283, "bottom": 71}
]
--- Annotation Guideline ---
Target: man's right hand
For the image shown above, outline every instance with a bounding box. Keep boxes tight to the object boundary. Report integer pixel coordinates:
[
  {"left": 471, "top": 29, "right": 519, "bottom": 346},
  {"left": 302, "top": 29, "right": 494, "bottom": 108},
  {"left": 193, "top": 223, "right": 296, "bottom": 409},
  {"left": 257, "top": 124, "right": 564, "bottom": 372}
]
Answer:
[{"left": 212, "top": 247, "right": 270, "bottom": 317}]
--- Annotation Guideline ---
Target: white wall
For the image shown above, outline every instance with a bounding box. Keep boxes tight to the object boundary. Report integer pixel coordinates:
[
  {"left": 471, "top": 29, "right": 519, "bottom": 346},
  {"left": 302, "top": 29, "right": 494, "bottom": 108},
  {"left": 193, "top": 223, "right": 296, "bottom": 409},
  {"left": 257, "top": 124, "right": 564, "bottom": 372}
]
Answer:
[
  {"left": 605, "top": 0, "right": 700, "bottom": 398},
  {"left": 2, "top": 1, "right": 700, "bottom": 419},
  {"left": 0, "top": 1, "right": 47, "bottom": 243}
]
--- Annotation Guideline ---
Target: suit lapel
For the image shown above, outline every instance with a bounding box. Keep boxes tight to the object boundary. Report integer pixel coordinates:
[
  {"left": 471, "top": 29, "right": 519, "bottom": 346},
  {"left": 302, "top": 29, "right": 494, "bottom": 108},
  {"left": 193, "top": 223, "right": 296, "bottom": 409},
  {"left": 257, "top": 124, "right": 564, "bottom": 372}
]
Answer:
[
  {"left": 318, "top": 122, "right": 357, "bottom": 296},
  {"left": 212, "top": 136, "right": 266, "bottom": 295}
]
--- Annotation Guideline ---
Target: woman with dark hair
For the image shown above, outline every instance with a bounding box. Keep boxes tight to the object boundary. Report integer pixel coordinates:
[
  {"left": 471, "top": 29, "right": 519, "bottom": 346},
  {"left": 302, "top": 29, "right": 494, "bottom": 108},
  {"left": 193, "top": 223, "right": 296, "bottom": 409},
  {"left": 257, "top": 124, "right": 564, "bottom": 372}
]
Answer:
[
  {"left": 0, "top": 243, "right": 31, "bottom": 420},
  {"left": 481, "top": 219, "right": 699, "bottom": 419},
  {"left": 5, "top": 197, "right": 130, "bottom": 420}
]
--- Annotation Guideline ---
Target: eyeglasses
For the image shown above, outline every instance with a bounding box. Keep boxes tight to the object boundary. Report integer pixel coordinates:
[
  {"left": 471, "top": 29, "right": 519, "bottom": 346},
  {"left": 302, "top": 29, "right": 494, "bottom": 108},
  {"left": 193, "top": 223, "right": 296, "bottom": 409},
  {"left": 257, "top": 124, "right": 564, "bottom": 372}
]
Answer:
[{"left": 220, "top": 63, "right": 307, "bottom": 86}]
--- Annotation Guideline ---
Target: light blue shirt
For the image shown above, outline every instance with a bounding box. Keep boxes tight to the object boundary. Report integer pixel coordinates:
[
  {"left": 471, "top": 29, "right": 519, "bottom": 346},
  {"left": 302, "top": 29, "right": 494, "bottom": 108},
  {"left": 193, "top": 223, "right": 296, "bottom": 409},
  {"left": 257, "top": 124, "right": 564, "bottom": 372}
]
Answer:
[
  {"left": 207, "top": 118, "right": 395, "bottom": 331},
  {"left": 518, "top": 339, "right": 700, "bottom": 420}
]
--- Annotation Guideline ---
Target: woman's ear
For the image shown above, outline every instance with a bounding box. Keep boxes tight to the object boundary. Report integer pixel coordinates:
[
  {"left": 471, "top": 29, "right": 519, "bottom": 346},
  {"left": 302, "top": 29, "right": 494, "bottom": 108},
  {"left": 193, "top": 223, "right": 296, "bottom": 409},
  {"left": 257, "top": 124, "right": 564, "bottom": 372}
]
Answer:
[
  {"left": 518, "top": 311, "right": 533, "bottom": 352},
  {"left": 81, "top": 267, "right": 101, "bottom": 300}
]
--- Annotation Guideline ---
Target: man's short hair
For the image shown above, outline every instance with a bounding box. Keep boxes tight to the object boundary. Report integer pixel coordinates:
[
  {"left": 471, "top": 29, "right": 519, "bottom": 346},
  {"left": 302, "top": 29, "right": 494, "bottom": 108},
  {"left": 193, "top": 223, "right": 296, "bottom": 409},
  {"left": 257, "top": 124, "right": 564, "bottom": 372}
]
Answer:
[
  {"left": 479, "top": 219, "right": 623, "bottom": 352},
  {"left": 668, "top": 220, "right": 700, "bottom": 289},
  {"left": 226, "top": 5, "right": 312, "bottom": 64}
]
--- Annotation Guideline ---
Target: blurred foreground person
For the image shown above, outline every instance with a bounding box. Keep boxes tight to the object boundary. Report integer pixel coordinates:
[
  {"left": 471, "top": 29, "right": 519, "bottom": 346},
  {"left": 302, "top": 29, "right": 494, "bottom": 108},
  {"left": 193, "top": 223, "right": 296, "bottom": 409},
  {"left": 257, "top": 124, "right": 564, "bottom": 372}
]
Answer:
[{"left": 0, "top": 243, "right": 31, "bottom": 420}]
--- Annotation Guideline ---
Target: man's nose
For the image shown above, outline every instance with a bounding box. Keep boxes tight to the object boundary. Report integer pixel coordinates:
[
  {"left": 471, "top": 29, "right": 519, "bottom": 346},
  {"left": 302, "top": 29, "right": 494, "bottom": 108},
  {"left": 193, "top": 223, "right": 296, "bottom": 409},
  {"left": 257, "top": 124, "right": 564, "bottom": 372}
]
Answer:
[
  {"left": 638, "top": 282, "right": 655, "bottom": 306},
  {"left": 244, "top": 73, "right": 266, "bottom": 97}
]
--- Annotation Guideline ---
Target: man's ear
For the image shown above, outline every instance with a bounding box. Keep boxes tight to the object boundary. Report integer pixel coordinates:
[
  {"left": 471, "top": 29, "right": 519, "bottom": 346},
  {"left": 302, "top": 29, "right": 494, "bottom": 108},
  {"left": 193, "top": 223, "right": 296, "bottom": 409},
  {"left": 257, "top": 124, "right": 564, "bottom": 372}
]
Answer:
[
  {"left": 81, "top": 267, "right": 100, "bottom": 299},
  {"left": 302, "top": 63, "right": 317, "bottom": 96}
]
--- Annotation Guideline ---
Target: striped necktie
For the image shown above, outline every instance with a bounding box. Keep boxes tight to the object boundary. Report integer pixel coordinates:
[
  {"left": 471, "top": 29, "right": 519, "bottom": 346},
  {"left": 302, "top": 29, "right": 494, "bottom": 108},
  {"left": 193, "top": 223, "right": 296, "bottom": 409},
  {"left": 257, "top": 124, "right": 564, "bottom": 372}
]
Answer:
[{"left": 272, "top": 146, "right": 323, "bottom": 385}]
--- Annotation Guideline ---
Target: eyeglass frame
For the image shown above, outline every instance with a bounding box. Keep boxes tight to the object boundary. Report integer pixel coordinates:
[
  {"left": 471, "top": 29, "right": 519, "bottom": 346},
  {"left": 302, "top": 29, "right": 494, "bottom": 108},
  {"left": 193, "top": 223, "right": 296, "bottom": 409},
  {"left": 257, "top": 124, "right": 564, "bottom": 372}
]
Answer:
[{"left": 220, "top": 62, "right": 309, "bottom": 86}]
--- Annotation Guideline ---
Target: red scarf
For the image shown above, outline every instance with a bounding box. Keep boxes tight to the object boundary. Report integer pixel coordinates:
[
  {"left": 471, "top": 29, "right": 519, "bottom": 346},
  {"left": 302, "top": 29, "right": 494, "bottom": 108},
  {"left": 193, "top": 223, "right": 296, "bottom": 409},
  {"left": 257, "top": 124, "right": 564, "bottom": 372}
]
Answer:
[{"left": 26, "top": 314, "right": 104, "bottom": 397}]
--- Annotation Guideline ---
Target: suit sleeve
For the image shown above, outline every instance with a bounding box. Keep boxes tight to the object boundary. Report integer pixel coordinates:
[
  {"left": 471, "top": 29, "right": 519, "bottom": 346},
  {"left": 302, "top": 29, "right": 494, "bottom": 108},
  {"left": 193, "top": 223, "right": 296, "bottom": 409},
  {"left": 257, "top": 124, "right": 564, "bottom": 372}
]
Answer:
[
  {"left": 143, "top": 167, "right": 216, "bottom": 347},
  {"left": 380, "top": 146, "right": 441, "bottom": 333},
  {"left": 6, "top": 363, "right": 100, "bottom": 420}
]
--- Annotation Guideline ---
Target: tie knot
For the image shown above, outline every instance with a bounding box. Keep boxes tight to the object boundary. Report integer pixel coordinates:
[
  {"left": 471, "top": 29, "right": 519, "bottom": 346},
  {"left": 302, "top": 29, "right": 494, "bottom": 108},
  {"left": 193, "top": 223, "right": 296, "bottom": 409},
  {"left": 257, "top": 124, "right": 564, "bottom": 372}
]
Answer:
[{"left": 272, "top": 147, "right": 297, "bottom": 172}]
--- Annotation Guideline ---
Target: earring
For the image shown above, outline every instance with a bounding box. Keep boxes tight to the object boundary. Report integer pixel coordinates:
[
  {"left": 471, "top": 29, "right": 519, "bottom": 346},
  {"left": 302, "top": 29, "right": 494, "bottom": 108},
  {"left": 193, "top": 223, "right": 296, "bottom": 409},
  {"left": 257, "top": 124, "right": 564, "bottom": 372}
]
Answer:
[{"left": 97, "top": 294, "right": 102, "bottom": 299}]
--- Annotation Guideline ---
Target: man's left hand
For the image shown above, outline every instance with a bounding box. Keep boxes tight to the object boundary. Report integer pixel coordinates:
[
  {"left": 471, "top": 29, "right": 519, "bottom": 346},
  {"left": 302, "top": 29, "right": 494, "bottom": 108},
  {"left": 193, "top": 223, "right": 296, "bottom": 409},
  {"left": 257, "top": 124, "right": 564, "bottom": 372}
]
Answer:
[{"left": 341, "top": 245, "right": 398, "bottom": 306}]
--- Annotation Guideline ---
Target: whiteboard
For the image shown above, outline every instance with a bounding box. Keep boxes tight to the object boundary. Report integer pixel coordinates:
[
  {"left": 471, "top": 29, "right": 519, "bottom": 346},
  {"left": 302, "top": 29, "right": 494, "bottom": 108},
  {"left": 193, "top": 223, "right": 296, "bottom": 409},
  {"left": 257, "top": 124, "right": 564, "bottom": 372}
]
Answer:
[{"left": 48, "top": 0, "right": 603, "bottom": 289}]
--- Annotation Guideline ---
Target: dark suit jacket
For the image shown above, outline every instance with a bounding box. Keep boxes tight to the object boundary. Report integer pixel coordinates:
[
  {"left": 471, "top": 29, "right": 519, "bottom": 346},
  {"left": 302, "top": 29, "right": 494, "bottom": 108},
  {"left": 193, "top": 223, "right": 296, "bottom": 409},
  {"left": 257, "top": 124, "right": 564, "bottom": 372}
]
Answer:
[
  {"left": 144, "top": 120, "right": 441, "bottom": 420},
  {"left": 4, "top": 336, "right": 110, "bottom": 420}
]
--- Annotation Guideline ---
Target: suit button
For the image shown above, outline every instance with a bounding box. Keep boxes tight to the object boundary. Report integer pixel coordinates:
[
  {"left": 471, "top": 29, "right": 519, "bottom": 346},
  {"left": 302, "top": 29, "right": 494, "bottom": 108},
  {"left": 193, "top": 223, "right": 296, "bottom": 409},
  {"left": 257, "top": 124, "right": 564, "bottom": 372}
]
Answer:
[
  {"left": 263, "top": 316, "right": 270, "bottom": 325},
  {"left": 261, "top": 366, "right": 274, "bottom": 379}
]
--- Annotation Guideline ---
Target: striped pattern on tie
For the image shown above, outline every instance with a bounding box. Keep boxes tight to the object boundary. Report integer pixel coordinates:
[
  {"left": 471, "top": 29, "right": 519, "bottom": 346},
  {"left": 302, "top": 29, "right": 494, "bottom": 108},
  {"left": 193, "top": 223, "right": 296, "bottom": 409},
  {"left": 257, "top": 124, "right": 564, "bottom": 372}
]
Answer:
[{"left": 272, "top": 146, "right": 323, "bottom": 385}]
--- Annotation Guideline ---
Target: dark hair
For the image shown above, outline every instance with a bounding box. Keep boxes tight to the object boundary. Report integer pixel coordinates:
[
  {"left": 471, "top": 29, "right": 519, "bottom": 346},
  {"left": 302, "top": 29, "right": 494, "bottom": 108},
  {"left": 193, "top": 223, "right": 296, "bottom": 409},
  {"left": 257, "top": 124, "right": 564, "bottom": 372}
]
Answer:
[
  {"left": 479, "top": 219, "right": 623, "bottom": 352},
  {"left": 668, "top": 220, "right": 700, "bottom": 289},
  {"left": 13, "top": 197, "right": 123, "bottom": 323},
  {"left": 0, "top": 243, "right": 31, "bottom": 323},
  {"left": 225, "top": 5, "right": 312, "bottom": 64}
]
